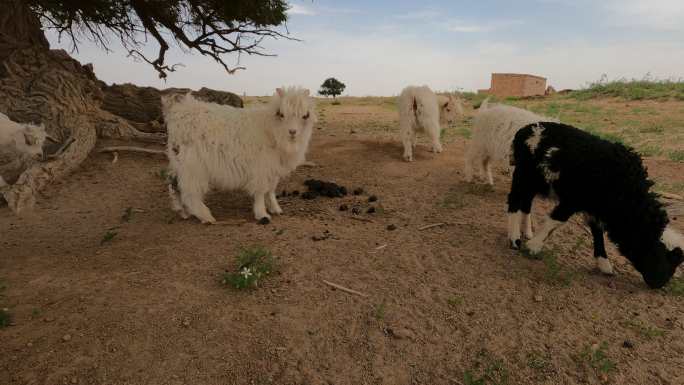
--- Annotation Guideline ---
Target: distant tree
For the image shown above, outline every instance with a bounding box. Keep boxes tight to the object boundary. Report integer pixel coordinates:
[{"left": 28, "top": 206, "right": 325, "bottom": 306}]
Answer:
[{"left": 318, "top": 78, "right": 346, "bottom": 99}]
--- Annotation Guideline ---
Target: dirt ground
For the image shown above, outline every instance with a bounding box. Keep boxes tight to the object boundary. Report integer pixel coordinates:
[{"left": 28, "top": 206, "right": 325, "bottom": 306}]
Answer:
[{"left": 1, "top": 96, "right": 684, "bottom": 385}]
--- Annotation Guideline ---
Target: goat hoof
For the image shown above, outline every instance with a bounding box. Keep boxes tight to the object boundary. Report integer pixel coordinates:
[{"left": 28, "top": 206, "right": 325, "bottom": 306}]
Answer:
[
  {"left": 597, "top": 257, "right": 615, "bottom": 275},
  {"left": 526, "top": 239, "right": 543, "bottom": 254},
  {"left": 510, "top": 239, "right": 521, "bottom": 250},
  {"left": 257, "top": 217, "right": 271, "bottom": 225}
]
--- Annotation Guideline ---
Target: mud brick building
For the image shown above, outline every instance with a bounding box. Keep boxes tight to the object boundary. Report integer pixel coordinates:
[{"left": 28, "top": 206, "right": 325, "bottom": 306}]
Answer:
[{"left": 478, "top": 73, "right": 547, "bottom": 98}]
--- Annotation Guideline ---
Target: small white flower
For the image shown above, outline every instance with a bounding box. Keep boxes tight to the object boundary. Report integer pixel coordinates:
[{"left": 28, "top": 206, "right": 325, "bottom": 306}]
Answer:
[{"left": 240, "top": 267, "right": 253, "bottom": 279}]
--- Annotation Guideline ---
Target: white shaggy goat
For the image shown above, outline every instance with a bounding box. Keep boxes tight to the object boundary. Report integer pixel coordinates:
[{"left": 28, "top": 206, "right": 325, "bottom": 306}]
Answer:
[
  {"left": 162, "top": 87, "right": 316, "bottom": 224},
  {"left": 0, "top": 113, "right": 46, "bottom": 187},
  {"left": 464, "top": 100, "right": 558, "bottom": 185},
  {"left": 398, "top": 85, "right": 462, "bottom": 162}
]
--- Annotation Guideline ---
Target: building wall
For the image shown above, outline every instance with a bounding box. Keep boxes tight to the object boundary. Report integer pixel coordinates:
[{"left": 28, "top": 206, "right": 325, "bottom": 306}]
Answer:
[
  {"left": 522, "top": 76, "right": 547, "bottom": 97},
  {"left": 481, "top": 73, "right": 547, "bottom": 97}
]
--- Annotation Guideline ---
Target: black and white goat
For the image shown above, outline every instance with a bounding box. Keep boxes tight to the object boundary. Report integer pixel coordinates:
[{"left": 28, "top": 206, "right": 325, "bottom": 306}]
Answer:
[{"left": 507, "top": 122, "right": 684, "bottom": 288}]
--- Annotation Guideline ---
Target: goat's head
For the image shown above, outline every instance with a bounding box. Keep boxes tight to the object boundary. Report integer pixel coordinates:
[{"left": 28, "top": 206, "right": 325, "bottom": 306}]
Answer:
[
  {"left": 19, "top": 123, "right": 47, "bottom": 159},
  {"left": 438, "top": 94, "right": 463, "bottom": 125},
  {"left": 271, "top": 87, "right": 316, "bottom": 151},
  {"left": 635, "top": 237, "right": 684, "bottom": 289}
]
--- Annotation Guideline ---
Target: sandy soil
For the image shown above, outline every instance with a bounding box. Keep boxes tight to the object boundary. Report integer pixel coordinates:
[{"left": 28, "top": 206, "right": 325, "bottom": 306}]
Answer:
[{"left": 1, "top": 97, "right": 683, "bottom": 385}]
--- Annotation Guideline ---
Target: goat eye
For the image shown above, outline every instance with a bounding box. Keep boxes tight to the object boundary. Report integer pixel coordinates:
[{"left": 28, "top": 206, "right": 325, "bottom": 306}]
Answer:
[{"left": 302, "top": 112, "right": 310, "bottom": 120}]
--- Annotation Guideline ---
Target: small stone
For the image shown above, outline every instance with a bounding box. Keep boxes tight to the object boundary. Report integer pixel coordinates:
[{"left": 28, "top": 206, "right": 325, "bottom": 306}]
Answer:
[
  {"left": 339, "top": 204, "right": 349, "bottom": 211},
  {"left": 62, "top": 334, "right": 72, "bottom": 342},
  {"left": 387, "top": 224, "right": 397, "bottom": 231},
  {"left": 182, "top": 319, "right": 190, "bottom": 327},
  {"left": 391, "top": 327, "right": 416, "bottom": 340},
  {"left": 534, "top": 295, "right": 543, "bottom": 302},
  {"left": 623, "top": 340, "right": 634, "bottom": 349},
  {"left": 351, "top": 207, "right": 361, "bottom": 215},
  {"left": 367, "top": 207, "right": 376, "bottom": 214},
  {"left": 353, "top": 188, "right": 364, "bottom": 195},
  {"left": 257, "top": 217, "right": 270, "bottom": 225},
  {"left": 26, "top": 342, "right": 33, "bottom": 348},
  {"left": 44, "top": 316, "right": 55, "bottom": 323},
  {"left": 368, "top": 195, "right": 378, "bottom": 202}
]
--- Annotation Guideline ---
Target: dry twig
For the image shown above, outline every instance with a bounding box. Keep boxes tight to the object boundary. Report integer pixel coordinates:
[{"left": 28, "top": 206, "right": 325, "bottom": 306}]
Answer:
[
  {"left": 322, "top": 280, "right": 368, "bottom": 297},
  {"left": 99, "top": 146, "right": 166, "bottom": 155},
  {"left": 418, "top": 223, "right": 446, "bottom": 231}
]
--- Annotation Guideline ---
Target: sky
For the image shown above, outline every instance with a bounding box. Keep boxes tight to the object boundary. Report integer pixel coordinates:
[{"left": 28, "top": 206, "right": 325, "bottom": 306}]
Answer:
[{"left": 45, "top": 0, "right": 684, "bottom": 96}]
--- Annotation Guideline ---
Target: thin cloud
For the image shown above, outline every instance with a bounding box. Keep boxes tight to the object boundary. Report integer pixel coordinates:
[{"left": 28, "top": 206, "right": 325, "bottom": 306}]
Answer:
[
  {"left": 393, "top": 9, "right": 441, "bottom": 21},
  {"left": 443, "top": 19, "right": 523, "bottom": 33},
  {"left": 604, "top": 0, "right": 684, "bottom": 30},
  {"left": 287, "top": 4, "right": 316, "bottom": 16}
]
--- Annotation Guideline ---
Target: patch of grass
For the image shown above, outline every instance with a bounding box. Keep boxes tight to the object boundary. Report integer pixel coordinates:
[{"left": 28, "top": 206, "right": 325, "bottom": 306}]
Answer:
[
  {"left": 372, "top": 302, "right": 386, "bottom": 321},
  {"left": 222, "top": 246, "right": 275, "bottom": 290},
  {"left": 456, "top": 127, "right": 472, "bottom": 139},
  {"left": 667, "top": 150, "right": 684, "bottom": 163},
  {"left": 331, "top": 100, "right": 341, "bottom": 106},
  {"left": 463, "top": 350, "right": 509, "bottom": 385},
  {"left": 526, "top": 351, "right": 552, "bottom": 372},
  {"left": 583, "top": 126, "right": 625, "bottom": 145},
  {"left": 622, "top": 318, "right": 666, "bottom": 339},
  {"left": 440, "top": 188, "right": 467, "bottom": 209},
  {"left": 0, "top": 281, "right": 9, "bottom": 329},
  {"left": 631, "top": 107, "right": 658, "bottom": 116},
  {"left": 542, "top": 250, "right": 574, "bottom": 286},
  {"left": 157, "top": 168, "right": 169, "bottom": 180},
  {"left": 599, "top": 132, "right": 624, "bottom": 144},
  {"left": 0, "top": 308, "right": 11, "bottom": 328},
  {"left": 571, "top": 75, "right": 684, "bottom": 101},
  {"left": 544, "top": 102, "right": 561, "bottom": 117},
  {"left": 447, "top": 296, "right": 463, "bottom": 307},
  {"left": 522, "top": 247, "right": 573, "bottom": 286},
  {"left": 460, "top": 92, "right": 498, "bottom": 110},
  {"left": 464, "top": 182, "right": 494, "bottom": 196},
  {"left": 578, "top": 342, "right": 616, "bottom": 376},
  {"left": 100, "top": 230, "right": 117, "bottom": 245},
  {"left": 665, "top": 277, "right": 684, "bottom": 296},
  {"left": 637, "top": 145, "right": 663, "bottom": 157},
  {"left": 637, "top": 124, "right": 665, "bottom": 134}
]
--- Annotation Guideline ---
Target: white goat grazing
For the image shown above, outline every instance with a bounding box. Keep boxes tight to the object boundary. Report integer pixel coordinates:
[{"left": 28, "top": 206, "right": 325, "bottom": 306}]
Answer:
[
  {"left": 163, "top": 87, "right": 316, "bottom": 224},
  {"left": 464, "top": 100, "right": 558, "bottom": 185},
  {"left": 0, "top": 113, "right": 46, "bottom": 187},
  {"left": 398, "top": 85, "right": 462, "bottom": 162}
]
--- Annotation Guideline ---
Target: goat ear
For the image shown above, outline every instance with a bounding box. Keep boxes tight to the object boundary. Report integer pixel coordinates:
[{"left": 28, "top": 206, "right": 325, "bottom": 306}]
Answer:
[{"left": 276, "top": 88, "right": 285, "bottom": 97}]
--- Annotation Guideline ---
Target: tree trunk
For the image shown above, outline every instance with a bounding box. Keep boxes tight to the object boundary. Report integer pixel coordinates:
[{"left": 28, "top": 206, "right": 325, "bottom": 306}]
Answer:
[
  {"left": 0, "top": 0, "right": 48, "bottom": 60},
  {"left": 0, "top": 1, "right": 243, "bottom": 213}
]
